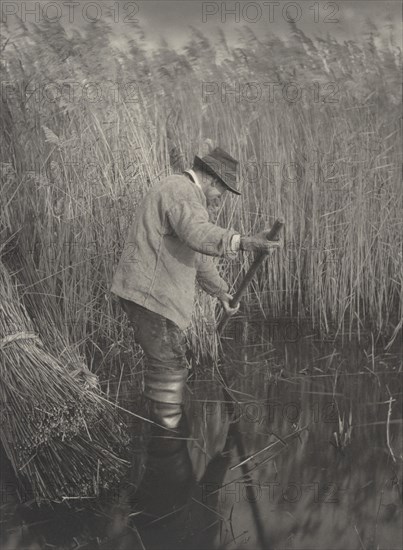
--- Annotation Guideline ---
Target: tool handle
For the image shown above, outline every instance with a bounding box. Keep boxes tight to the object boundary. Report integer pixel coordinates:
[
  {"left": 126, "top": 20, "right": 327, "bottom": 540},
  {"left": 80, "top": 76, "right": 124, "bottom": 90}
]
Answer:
[{"left": 218, "top": 217, "right": 284, "bottom": 335}]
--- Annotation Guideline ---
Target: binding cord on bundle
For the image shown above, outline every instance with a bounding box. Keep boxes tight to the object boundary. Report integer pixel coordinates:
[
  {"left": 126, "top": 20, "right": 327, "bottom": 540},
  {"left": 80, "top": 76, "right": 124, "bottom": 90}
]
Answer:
[{"left": 0, "top": 260, "right": 130, "bottom": 502}]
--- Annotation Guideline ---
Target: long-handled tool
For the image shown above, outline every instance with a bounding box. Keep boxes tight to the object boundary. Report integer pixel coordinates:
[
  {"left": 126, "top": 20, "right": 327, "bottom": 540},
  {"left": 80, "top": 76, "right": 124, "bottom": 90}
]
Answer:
[
  {"left": 216, "top": 217, "right": 285, "bottom": 548},
  {"left": 218, "top": 217, "right": 285, "bottom": 334}
]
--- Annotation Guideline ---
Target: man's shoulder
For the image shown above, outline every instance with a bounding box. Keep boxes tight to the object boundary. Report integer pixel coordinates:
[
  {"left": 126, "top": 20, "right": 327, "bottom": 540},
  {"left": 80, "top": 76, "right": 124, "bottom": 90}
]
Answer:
[
  {"left": 158, "top": 173, "right": 202, "bottom": 201},
  {"left": 161, "top": 173, "right": 193, "bottom": 188}
]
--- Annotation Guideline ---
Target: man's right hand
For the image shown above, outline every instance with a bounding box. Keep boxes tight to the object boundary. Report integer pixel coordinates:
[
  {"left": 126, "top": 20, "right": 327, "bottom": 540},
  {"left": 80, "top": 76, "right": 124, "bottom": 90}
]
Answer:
[{"left": 240, "top": 230, "right": 282, "bottom": 253}]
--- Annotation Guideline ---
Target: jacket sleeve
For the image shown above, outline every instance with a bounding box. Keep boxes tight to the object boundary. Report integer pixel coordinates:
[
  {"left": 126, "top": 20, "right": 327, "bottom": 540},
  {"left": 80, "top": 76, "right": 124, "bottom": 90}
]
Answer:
[
  {"left": 195, "top": 254, "right": 228, "bottom": 298},
  {"left": 167, "top": 199, "right": 238, "bottom": 257}
]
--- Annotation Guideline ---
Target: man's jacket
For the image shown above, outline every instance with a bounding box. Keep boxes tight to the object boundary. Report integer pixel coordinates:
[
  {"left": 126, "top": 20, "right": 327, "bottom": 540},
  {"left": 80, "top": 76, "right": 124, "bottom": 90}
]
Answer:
[{"left": 110, "top": 174, "right": 238, "bottom": 329}]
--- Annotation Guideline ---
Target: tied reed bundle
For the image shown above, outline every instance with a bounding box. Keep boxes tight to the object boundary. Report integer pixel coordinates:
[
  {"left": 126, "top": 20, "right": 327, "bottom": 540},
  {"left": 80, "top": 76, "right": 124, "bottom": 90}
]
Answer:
[{"left": 0, "top": 261, "right": 130, "bottom": 502}]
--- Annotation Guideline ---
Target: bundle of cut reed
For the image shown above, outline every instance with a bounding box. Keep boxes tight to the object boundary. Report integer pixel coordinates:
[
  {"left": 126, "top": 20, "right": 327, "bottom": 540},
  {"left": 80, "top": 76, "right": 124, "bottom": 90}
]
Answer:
[{"left": 0, "top": 260, "right": 130, "bottom": 502}]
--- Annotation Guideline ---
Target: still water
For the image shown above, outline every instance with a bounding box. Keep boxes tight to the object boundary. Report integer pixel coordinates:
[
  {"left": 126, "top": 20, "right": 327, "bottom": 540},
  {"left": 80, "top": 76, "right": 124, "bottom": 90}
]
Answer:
[{"left": 1, "top": 326, "right": 402, "bottom": 550}]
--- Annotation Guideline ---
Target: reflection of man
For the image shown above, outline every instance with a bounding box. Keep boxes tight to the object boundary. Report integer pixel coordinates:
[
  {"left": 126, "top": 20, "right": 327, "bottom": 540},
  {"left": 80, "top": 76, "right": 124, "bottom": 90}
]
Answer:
[{"left": 111, "top": 147, "right": 280, "bottom": 431}]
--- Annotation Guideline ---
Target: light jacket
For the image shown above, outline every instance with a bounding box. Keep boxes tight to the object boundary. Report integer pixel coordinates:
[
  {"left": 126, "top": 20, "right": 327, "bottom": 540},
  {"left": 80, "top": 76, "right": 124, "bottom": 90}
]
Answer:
[{"left": 110, "top": 173, "right": 238, "bottom": 329}]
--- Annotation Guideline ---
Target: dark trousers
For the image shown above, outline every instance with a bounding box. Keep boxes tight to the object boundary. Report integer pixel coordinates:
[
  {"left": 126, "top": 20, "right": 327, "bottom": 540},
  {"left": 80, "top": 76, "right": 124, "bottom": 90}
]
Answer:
[{"left": 119, "top": 298, "right": 188, "bottom": 430}]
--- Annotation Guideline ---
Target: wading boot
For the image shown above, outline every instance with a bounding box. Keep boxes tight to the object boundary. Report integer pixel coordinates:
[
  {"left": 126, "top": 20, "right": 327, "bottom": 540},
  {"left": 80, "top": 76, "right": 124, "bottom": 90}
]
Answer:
[{"left": 144, "top": 367, "right": 188, "bottom": 428}]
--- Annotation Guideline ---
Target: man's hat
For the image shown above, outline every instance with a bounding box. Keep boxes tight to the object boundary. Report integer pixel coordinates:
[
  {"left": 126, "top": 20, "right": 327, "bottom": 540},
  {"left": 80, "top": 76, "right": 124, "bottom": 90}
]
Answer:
[{"left": 193, "top": 147, "right": 241, "bottom": 195}]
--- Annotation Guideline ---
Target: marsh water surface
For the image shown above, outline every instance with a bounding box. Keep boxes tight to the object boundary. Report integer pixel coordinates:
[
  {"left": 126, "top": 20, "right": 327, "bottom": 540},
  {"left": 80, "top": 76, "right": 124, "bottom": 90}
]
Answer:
[{"left": 1, "top": 325, "right": 402, "bottom": 550}]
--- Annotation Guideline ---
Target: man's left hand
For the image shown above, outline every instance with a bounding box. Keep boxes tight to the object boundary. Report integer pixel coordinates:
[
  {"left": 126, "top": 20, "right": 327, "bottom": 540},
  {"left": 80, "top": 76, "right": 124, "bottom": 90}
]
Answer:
[{"left": 219, "top": 292, "right": 240, "bottom": 316}]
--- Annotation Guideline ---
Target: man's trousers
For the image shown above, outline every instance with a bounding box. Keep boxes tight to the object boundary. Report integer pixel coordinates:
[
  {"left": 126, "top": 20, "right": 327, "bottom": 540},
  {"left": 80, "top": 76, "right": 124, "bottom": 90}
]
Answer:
[{"left": 119, "top": 297, "right": 188, "bottom": 430}]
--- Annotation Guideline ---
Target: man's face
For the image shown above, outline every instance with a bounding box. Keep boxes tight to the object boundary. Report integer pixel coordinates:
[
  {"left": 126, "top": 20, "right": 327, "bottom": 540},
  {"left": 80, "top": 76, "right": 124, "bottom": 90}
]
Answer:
[{"left": 204, "top": 177, "right": 228, "bottom": 223}]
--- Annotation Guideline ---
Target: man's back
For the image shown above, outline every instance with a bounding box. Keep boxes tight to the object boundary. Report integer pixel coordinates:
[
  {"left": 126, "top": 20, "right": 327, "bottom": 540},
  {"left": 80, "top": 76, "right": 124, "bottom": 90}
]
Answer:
[{"left": 110, "top": 173, "right": 236, "bottom": 329}]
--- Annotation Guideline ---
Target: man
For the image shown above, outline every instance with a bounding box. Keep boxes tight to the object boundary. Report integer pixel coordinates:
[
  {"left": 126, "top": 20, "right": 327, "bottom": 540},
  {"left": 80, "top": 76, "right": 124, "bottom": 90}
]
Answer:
[{"left": 110, "top": 147, "right": 281, "bottom": 432}]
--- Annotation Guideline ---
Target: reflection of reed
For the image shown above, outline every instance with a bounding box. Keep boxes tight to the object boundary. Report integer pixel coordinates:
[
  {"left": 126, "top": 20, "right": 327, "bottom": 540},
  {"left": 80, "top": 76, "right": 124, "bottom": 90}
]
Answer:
[{"left": 214, "top": 337, "right": 403, "bottom": 549}]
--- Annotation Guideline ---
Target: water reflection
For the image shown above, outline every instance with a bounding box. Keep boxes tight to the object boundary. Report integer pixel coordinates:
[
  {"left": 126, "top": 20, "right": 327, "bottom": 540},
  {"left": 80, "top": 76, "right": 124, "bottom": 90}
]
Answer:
[
  {"left": 123, "top": 329, "right": 402, "bottom": 549},
  {"left": 1, "top": 330, "right": 402, "bottom": 549},
  {"left": 118, "top": 380, "right": 232, "bottom": 549},
  {"left": 181, "top": 332, "right": 402, "bottom": 550},
  {"left": 129, "top": 422, "right": 194, "bottom": 549}
]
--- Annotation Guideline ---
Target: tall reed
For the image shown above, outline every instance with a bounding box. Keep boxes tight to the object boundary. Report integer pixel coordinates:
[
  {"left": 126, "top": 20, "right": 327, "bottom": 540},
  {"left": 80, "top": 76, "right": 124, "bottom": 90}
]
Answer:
[{"left": 0, "top": 16, "right": 401, "bottom": 375}]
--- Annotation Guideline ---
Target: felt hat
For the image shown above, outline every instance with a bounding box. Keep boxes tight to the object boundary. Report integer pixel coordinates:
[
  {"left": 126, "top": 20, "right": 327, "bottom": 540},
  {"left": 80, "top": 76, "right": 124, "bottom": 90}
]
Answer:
[{"left": 193, "top": 147, "right": 241, "bottom": 195}]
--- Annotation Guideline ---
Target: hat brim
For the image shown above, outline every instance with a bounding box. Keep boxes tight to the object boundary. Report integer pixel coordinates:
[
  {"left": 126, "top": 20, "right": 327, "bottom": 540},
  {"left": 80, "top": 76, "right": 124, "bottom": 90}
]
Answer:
[{"left": 194, "top": 155, "right": 241, "bottom": 195}]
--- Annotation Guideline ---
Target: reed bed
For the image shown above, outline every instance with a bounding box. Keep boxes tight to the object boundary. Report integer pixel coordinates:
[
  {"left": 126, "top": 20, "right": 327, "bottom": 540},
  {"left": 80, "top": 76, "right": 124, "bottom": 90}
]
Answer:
[
  {"left": 0, "top": 16, "right": 401, "bottom": 370},
  {"left": 0, "top": 261, "right": 130, "bottom": 501}
]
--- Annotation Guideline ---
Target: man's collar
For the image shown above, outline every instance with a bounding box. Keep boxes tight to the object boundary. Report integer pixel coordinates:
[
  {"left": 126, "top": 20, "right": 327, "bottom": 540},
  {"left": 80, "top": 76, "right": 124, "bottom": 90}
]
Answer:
[{"left": 183, "top": 169, "right": 202, "bottom": 190}]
